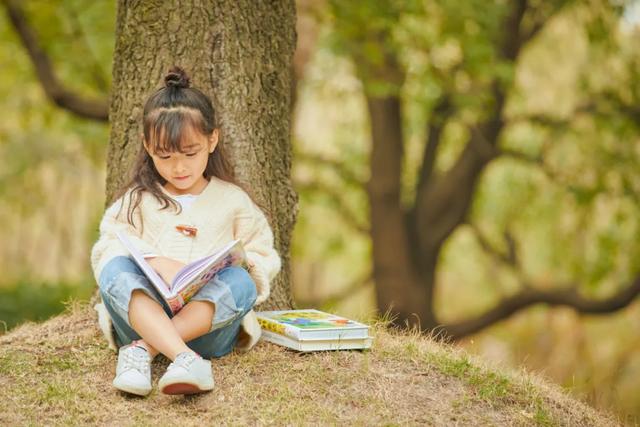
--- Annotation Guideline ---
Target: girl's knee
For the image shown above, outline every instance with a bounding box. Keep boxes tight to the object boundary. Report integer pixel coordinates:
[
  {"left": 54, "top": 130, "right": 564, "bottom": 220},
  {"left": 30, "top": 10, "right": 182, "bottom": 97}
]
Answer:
[
  {"left": 218, "top": 266, "right": 257, "bottom": 311},
  {"left": 98, "top": 256, "right": 143, "bottom": 289}
]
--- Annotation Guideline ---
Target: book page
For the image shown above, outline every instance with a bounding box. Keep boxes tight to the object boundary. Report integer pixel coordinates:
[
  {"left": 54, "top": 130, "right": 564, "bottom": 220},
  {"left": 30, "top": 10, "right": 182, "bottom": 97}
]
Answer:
[
  {"left": 116, "top": 231, "right": 171, "bottom": 296},
  {"left": 171, "top": 240, "right": 246, "bottom": 293}
]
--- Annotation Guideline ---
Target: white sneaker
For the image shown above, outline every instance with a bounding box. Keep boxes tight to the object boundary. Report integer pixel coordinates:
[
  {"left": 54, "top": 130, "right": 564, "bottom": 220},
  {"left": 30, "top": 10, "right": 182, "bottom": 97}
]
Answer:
[
  {"left": 113, "top": 344, "right": 152, "bottom": 396},
  {"left": 158, "top": 351, "right": 214, "bottom": 395}
]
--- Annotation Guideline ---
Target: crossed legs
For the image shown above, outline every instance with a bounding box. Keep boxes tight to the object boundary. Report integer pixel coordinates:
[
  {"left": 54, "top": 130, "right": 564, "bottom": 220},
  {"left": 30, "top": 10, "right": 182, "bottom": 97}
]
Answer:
[
  {"left": 128, "top": 291, "right": 214, "bottom": 360},
  {"left": 98, "top": 258, "right": 257, "bottom": 360}
]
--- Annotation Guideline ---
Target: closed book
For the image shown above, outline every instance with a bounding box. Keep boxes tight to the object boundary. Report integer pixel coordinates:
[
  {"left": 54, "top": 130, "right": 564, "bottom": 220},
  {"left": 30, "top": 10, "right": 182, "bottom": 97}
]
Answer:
[
  {"left": 255, "top": 309, "right": 370, "bottom": 341},
  {"left": 260, "top": 329, "right": 373, "bottom": 352}
]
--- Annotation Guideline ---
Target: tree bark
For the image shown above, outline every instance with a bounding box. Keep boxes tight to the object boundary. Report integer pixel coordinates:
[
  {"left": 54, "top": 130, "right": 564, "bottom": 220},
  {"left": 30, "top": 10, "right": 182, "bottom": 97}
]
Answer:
[{"left": 107, "top": 0, "right": 297, "bottom": 310}]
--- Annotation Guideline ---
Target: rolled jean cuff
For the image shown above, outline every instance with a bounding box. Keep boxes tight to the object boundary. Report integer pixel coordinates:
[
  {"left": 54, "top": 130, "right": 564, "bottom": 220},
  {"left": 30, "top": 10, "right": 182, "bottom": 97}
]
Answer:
[
  {"left": 98, "top": 256, "right": 166, "bottom": 330},
  {"left": 191, "top": 266, "right": 257, "bottom": 333},
  {"left": 191, "top": 277, "right": 240, "bottom": 333}
]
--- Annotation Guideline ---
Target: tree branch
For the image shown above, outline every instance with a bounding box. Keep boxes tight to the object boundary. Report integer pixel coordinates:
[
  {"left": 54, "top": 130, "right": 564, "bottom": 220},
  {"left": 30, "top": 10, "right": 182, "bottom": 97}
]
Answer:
[
  {"left": 294, "top": 149, "right": 366, "bottom": 188},
  {"left": 503, "top": 0, "right": 572, "bottom": 60},
  {"left": 500, "top": 148, "right": 544, "bottom": 165},
  {"left": 469, "top": 223, "right": 519, "bottom": 268},
  {"left": 600, "top": 90, "right": 640, "bottom": 125},
  {"left": 507, "top": 101, "right": 599, "bottom": 131},
  {"left": 296, "top": 271, "right": 373, "bottom": 307},
  {"left": 294, "top": 179, "right": 369, "bottom": 235},
  {"left": 440, "top": 277, "right": 640, "bottom": 339},
  {"left": 413, "top": 120, "right": 502, "bottom": 254},
  {"left": 500, "top": 0, "right": 529, "bottom": 61},
  {"left": 467, "top": 222, "right": 539, "bottom": 297},
  {"left": 2, "top": 0, "right": 109, "bottom": 121},
  {"left": 416, "top": 95, "right": 451, "bottom": 194},
  {"left": 65, "top": 3, "right": 109, "bottom": 92},
  {"left": 412, "top": 0, "right": 540, "bottom": 254}
]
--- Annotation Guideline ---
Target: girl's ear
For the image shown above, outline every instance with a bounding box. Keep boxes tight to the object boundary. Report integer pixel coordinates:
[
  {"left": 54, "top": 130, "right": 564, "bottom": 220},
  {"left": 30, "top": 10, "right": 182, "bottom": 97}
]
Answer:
[{"left": 209, "top": 129, "right": 220, "bottom": 153}]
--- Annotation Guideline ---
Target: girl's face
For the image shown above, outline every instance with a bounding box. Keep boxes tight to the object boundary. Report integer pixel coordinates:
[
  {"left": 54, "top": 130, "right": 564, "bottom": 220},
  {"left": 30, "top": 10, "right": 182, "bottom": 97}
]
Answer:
[{"left": 145, "top": 127, "right": 218, "bottom": 195}]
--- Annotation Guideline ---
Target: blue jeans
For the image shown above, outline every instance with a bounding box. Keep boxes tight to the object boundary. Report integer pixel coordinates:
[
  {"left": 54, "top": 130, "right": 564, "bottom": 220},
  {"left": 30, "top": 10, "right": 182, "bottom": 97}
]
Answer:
[{"left": 98, "top": 256, "right": 257, "bottom": 359}]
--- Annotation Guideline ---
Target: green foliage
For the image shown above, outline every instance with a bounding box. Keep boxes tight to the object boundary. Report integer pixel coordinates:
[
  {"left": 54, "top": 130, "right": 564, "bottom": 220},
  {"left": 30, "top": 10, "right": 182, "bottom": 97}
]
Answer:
[
  {"left": 0, "top": 0, "right": 113, "bottom": 166},
  {"left": 0, "top": 280, "right": 94, "bottom": 332},
  {"left": 2, "top": 0, "right": 639, "bottom": 420},
  {"left": 300, "top": 2, "right": 640, "bottom": 418},
  {"left": 20, "top": 0, "right": 115, "bottom": 95},
  {"left": 324, "top": 0, "right": 640, "bottom": 299},
  {"left": 0, "top": 0, "right": 111, "bottom": 290}
]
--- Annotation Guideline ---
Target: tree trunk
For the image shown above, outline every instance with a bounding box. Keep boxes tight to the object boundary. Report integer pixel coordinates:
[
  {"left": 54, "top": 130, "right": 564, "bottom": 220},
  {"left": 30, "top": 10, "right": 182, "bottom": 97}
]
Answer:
[
  {"left": 366, "top": 96, "right": 436, "bottom": 330},
  {"left": 106, "top": 0, "right": 298, "bottom": 310}
]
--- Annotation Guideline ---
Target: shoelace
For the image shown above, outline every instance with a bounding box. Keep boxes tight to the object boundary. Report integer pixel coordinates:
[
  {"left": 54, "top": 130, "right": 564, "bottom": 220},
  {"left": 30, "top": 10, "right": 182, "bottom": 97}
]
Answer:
[
  {"left": 121, "top": 346, "right": 150, "bottom": 375},
  {"left": 168, "top": 352, "right": 198, "bottom": 371}
]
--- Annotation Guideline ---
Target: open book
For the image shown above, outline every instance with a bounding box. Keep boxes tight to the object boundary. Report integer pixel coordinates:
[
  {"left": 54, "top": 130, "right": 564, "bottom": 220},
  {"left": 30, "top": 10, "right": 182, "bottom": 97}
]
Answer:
[{"left": 116, "top": 231, "right": 247, "bottom": 314}]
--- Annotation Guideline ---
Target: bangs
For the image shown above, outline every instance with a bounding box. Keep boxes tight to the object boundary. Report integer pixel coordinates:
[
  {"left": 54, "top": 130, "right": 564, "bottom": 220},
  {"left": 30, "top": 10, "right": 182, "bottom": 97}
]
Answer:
[{"left": 144, "top": 107, "right": 205, "bottom": 153}]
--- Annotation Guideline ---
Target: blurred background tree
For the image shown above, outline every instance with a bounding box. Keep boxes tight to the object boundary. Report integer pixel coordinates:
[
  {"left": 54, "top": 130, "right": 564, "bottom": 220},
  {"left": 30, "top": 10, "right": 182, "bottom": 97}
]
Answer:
[
  {"left": 319, "top": 0, "right": 640, "bottom": 337},
  {"left": 1, "top": 0, "right": 640, "bottom": 421},
  {"left": 0, "top": 0, "right": 112, "bottom": 327},
  {"left": 293, "top": 0, "right": 640, "bottom": 420}
]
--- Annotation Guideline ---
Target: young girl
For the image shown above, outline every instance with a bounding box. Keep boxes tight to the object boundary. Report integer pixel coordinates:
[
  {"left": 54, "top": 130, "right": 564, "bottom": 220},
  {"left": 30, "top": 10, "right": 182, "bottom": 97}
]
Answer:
[{"left": 91, "top": 66, "right": 281, "bottom": 397}]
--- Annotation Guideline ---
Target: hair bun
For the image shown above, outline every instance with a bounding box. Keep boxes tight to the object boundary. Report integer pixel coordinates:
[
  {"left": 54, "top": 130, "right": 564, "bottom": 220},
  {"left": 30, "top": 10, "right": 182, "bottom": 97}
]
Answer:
[{"left": 164, "top": 66, "right": 190, "bottom": 89}]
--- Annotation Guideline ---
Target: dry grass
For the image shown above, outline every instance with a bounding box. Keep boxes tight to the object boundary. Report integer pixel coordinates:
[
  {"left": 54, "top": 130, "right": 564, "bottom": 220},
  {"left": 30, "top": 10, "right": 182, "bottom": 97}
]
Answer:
[{"left": 0, "top": 302, "right": 621, "bottom": 426}]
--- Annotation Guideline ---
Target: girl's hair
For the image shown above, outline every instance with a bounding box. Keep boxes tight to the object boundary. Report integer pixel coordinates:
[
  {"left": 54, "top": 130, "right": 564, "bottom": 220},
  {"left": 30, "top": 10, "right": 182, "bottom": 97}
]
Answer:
[{"left": 115, "top": 66, "right": 249, "bottom": 226}]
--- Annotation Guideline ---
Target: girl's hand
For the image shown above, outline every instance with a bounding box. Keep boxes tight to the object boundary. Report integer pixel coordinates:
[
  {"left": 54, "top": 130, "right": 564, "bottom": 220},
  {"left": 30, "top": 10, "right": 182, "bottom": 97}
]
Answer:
[{"left": 147, "top": 256, "right": 186, "bottom": 287}]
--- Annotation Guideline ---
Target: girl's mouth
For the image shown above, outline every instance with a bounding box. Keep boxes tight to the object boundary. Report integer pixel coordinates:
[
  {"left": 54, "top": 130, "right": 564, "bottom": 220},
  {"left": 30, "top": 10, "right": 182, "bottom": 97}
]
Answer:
[{"left": 175, "top": 176, "right": 190, "bottom": 180}]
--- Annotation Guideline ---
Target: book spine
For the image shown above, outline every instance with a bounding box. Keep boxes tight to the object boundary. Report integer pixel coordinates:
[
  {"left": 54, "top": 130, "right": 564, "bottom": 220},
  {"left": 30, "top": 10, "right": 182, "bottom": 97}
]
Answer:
[
  {"left": 260, "top": 329, "right": 373, "bottom": 352},
  {"left": 166, "top": 294, "right": 185, "bottom": 315},
  {"left": 260, "top": 330, "right": 302, "bottom": 351},
  {"left": 176, "top": 279, "right": 207, "bottom": 307},
  {"left": 256, "top": 317, "right": 300, "bottom": 340}
]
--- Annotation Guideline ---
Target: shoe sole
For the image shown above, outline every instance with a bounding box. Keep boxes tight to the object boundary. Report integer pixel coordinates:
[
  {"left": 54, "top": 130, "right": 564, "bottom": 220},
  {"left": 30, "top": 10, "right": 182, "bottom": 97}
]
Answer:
[
  {"left": 161, "top": 382, "right": 212, "bottom": 395},
  {"left": 113, "top": 382, "right": 151, "bottom": 397}
]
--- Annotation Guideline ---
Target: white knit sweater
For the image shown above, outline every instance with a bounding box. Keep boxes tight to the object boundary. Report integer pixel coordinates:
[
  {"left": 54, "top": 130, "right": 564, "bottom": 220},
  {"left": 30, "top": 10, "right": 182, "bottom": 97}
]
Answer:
[{"left": 91, "top": 176, "right": 281, "bottom": 352}]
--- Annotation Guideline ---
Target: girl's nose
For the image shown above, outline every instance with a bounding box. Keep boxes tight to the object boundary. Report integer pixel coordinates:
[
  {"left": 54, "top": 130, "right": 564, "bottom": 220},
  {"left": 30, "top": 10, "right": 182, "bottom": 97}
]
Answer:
[{"left": 173, "top": 159, "right": 187, "bottom": 172}]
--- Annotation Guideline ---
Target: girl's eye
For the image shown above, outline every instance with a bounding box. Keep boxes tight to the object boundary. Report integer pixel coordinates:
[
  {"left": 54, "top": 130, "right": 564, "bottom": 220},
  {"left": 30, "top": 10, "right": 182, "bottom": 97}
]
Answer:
[
  {"left": 186, "top": 152, "right": 197, "bottom": 157},
  {"left": 158, "top": 155, "right": 171, "bottom": 160}
]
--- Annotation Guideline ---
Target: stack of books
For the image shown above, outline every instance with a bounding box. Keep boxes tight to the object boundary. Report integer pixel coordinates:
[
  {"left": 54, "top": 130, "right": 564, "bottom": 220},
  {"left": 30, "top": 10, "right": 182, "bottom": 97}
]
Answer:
[{"left": 256, "top": 309, "right": 373, "bottom": 352}]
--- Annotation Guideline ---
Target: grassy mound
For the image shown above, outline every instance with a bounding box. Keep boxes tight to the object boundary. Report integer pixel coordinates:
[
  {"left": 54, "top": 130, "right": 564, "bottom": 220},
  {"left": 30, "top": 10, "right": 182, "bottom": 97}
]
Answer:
[{"left": 0, "top": 302, "right": 619, "bottom": 426}]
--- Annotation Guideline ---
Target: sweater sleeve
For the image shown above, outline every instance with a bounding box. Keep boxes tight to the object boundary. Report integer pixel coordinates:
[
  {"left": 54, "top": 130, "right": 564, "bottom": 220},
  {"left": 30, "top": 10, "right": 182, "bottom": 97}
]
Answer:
[
  {"left": 90, "top": 191, "right": 160, "bottom": 283},
  {"left": 234, "top": 193, "right": 281, "bottom": 305}
]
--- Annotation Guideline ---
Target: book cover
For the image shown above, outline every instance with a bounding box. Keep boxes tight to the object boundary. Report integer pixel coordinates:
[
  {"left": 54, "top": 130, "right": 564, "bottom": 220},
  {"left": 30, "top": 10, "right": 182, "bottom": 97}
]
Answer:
[
  {"left": 255, "top": 309, "right": 370, "bottom": 341},
  {"left": 260, "top": 329, "right": 373, "bottom": 352},
  {"left": 116, "top": 231, "right": 247, "bottom": 314}
]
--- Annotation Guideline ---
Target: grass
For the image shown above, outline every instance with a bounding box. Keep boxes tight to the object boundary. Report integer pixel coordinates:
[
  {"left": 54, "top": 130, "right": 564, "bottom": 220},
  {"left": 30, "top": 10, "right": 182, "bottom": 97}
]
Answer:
[{"left": 0, "top": 303, "right": 621, "bottom": 427}]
